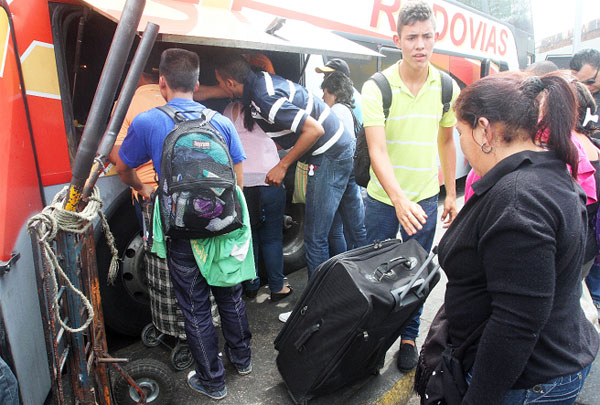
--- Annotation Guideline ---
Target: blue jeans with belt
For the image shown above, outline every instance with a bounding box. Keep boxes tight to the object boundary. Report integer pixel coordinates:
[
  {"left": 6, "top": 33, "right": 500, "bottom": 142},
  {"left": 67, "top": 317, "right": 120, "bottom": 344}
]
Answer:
[
  {"left": 364, "top": 193, "right": 438, "bottom": 341},
  {"left": 167, "top": 239, "right": 252, "bottom": 391},
  {"left": 466, "top": 364, "right": 591, "bottom": 404},
  {"left": 304, "top": 146, "right": 367, "bottom": 278}
]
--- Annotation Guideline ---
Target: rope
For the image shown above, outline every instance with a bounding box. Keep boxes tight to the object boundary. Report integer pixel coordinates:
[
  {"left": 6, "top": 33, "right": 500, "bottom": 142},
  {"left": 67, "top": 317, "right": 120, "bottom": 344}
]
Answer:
[{"left": 27, "top": 186, "right": 119, "bottom": 334}]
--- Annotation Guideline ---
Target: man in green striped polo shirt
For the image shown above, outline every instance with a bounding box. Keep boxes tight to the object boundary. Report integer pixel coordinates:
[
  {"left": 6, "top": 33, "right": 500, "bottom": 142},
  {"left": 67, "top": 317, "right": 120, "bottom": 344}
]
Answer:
[{"left": 361, "top": 0, "right": 459, "bottom": 372}]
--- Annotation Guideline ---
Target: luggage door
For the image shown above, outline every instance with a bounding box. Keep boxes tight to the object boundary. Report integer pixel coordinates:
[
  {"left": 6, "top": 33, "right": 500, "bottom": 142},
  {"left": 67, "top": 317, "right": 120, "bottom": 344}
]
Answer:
[{"left": 0, "top": 2, "right": 50, "bottom": 403}]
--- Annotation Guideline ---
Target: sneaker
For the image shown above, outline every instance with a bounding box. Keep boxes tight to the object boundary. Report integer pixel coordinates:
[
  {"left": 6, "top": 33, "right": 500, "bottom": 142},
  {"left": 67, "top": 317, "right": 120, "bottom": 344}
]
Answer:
[
  {"left": 279, "top": 311, "right": 292, "bottom": 323},
  {"left": 187, "top": 371, "right": 227, "bottom": 400},
  {"left": 396, "top": 342, "right": 418, "bottom": 372},
  {"left": 236, "top": 361, "right": 252, "bottom": 375}
]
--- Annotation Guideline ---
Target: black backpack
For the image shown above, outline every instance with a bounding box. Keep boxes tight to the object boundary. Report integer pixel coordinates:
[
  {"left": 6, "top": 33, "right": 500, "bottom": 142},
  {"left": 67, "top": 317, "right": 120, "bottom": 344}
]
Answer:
[
  {"left": 353, "top": 70, "right": 453, "bottom": 188},
  {"left": 156, "top": 105, "right": 243, "bottom": 239}
]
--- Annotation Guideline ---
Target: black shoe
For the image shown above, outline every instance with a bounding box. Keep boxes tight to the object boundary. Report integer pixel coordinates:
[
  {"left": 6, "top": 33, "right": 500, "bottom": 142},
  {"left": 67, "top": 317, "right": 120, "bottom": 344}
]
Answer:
[
  {"left": 270, "top": 286, "right": 293, "bottom": 302},
  {"left": 244, "top": 289, "right": 258, "bottom": 299},
  {"left": 397, "top": 342, "right": 418, "bottom": 372}
]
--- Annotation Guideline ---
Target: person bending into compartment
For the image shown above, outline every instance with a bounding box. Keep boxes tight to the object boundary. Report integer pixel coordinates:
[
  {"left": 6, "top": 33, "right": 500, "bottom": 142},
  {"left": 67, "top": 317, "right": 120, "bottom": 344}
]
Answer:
[
  {"left": 213, "top": 53, "right": 367, "bottom": 323},
  {"left": 320, "top": 71, "right": 366, "bottom": 255},
  {"left": 360, "top": 0, "right": 459, "bottom": 372},
  {"left": 116, "top": 48, "right": 251, "bottom": 401},
  {"left": 437, "top": 71, "right": 599, "bottom": 404},
  {"left": 223, "top": 100, "right": 293, "bottom": 302}
]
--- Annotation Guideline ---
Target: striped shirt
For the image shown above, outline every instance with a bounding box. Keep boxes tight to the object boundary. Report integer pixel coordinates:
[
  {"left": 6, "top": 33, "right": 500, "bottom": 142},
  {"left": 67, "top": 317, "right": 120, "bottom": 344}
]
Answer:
[
  {"left": 361, "top": 63, "right": 459, "bottom": 205},
  {"left": 242, "top": 71, "right": 351, "bottom": 161}
]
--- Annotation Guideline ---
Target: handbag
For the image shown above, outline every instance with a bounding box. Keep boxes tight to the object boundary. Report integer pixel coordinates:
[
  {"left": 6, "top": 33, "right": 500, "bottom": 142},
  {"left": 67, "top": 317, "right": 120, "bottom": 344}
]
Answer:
[{"left": 415, "top": 305, "right": 486, "bottom": 405}]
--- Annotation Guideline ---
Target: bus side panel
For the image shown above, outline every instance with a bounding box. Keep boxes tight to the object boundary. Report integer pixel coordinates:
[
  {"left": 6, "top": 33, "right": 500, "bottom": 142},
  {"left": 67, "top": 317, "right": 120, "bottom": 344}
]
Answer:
[
  {"left": 10, "top": 0, "right": 71, "bottom": 186},
  {"left": 0, "top": 5, "right": 51, "bottom": 405}
]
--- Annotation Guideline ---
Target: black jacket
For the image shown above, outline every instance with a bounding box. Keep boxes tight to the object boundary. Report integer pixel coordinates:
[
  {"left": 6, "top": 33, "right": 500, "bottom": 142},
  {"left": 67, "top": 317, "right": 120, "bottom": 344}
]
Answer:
[{"left": 439, "top": 150, "right": 599, "bottom": 405}]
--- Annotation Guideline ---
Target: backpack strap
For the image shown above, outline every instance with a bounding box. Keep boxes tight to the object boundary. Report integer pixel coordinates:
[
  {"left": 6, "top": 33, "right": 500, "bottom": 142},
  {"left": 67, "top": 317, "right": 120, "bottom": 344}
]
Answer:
[
  {"left": 201, "top": 108, "right": 217, "bottom": 123},
  {"left": 439, "top": 70, "right": 453, "bottom": 115},
  {"left": 157, "top": 105, "right": 206, "bottom": 123},
  {"left": 369, "top": 72, "right": 392, "bottom": 120}
]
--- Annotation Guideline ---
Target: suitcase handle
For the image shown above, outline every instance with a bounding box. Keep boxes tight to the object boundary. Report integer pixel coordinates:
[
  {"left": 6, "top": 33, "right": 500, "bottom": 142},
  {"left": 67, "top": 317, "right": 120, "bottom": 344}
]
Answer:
[
  {"left": 294, "top": 322, "right": 321, "bottom": 352},
  {"left": 372, "top": 256, "right": 416, "bottom": 281},
  {"left": 390, "top": 246, "right": 438, "bottom": 310}
]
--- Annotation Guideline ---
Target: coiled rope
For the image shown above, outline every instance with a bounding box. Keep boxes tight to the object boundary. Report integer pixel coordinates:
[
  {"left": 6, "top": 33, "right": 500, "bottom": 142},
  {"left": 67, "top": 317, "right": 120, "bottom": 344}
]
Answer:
[{"left": 27, "top": 186, "right": 119, "bottom": 333}]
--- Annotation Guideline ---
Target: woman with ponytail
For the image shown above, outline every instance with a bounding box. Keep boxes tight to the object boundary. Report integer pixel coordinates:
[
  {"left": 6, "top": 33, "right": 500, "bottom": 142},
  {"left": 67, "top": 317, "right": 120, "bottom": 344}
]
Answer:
[{"left": 434, "top": 72, "right": 599, "bottom": 404}]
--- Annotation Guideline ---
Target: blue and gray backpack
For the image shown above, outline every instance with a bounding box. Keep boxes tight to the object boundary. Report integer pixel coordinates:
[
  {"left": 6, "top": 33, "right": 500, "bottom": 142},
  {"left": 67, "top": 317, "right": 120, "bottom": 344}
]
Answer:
[{"left": 156, "top": 105, "right": 242, "bottom": 239}]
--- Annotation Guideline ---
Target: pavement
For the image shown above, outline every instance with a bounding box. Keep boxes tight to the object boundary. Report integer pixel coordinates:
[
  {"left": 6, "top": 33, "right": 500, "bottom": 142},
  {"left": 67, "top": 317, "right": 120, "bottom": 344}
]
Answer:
[{"left": 113, "top": 184, "right": 600, "bottom": 404}]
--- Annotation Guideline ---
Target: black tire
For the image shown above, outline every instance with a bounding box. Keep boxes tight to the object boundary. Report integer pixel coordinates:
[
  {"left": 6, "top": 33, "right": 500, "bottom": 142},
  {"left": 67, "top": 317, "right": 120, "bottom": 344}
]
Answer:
[
  {"left": 141, "top": 324, "right": 161, "bottom": 348},
  {"left": 282, "top": 202, "right": 306, "bottom": 274},
  {"left": 112, "top": 358, "right": 174, "bottom": 405},
  {"left": 96, "top": 201, "right": 151, "bottom": 336},
  {"left": 170, "top": 342, "right": 194, "bottom": 371},
  {"left": 281, "top": 162, "right": 306, "bottom": 273}
]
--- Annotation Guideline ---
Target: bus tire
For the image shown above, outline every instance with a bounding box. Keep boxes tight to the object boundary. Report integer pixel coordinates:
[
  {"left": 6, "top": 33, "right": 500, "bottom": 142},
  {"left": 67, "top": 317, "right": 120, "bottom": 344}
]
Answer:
[
  {"left": 282, "top": 202, "right": 306, "bottom": 273},
  {"left": 96, "top": 201, "right": 151, "bottom": 336}
]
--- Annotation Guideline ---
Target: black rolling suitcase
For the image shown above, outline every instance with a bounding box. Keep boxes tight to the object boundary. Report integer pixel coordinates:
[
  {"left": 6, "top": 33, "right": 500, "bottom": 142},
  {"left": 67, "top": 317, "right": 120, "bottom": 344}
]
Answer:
[{"left": 274, "top": 239, "right": 441, "bottom": 404}]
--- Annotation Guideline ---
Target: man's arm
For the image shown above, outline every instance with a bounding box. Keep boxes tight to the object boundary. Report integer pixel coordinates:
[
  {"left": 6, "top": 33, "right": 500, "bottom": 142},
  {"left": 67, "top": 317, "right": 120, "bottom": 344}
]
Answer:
[
  {"left": 437, "top": 125, "right": 457, "bottom": 228},
  {"left": 108, "top": 145, "right": 120, "bottom": 165},
  {"left": 265, "top": 116, "right": 324, "bottom": 187},
  {"left": 366, "top": 126, "right": 427, "bottom": 235},
  {"left": 233, "top": 162, "right": 244, "bottom": 188},
  {"left": 193, "top": 85, "right": 229, "bottom": 101},
  {"left": 116, "top": 158, "right": 154, "bottom": 200}
]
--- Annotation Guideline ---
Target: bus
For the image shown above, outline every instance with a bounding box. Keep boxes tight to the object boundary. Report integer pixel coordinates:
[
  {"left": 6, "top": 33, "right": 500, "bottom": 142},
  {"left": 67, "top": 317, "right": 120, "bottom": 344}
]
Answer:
[{"left": 0, "top": 0, "right": 532, "bottom": 402}]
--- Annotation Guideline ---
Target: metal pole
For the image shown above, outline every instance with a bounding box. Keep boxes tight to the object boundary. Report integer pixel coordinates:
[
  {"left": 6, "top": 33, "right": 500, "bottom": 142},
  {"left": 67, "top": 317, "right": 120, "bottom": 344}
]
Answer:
[
  {"left": 64, "top": 0, "right": 146, "bottom": 212},
  {"left": 573, "top": 0, "right": 583, "bottom": 53},
  {"left": 81, "top": 21, "right": 159, "bottom": 201}
]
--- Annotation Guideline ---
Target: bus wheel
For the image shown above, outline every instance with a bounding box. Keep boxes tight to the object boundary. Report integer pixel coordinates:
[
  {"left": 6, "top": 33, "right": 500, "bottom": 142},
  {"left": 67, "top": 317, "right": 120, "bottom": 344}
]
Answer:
[
  {"left": 282, "top": 202, "right": 306, "bottom": 273},
  {"left": 96, "top": 201, "right": 151, "bottom": 336}
]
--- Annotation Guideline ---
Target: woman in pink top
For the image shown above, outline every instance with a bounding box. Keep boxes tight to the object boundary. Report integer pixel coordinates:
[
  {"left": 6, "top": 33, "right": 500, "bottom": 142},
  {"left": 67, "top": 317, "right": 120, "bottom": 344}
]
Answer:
[{"left": 223, "top": 102, "right": 293, "bottom": 302}]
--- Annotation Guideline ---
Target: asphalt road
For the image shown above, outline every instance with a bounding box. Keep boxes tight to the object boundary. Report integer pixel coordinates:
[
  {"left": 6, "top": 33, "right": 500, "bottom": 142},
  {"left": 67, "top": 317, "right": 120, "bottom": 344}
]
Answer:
[{"left": 108, "top": 181, "right": 599, "bottom": 404}]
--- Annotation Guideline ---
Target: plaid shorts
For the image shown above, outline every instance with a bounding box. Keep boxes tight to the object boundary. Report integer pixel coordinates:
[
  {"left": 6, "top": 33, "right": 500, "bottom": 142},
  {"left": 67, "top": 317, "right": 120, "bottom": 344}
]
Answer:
[{"left": 142, "top": 201, "right": 187, "bottom": 339}]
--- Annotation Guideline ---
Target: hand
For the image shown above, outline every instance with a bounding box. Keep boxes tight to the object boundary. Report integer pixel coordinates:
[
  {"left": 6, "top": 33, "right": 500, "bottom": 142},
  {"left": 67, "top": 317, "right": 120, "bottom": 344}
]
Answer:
[
  {"left": 441, "top": 196, "right": 458, "bottom": 228},
  {"left": 265, "top": 162, "right": 287, "bottom": 187},
  {"left": 137, "top": 184, "right": 155, "bottom": 201},
  {"left": 393, "top": 197, "right": 427, "bottom": 236}
]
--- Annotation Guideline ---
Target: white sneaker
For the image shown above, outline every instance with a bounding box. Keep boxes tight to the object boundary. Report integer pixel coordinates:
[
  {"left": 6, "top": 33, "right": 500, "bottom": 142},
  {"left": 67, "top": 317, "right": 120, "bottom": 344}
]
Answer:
[{"left": 279, "top": 311, "right": 292, "bottom": 323}]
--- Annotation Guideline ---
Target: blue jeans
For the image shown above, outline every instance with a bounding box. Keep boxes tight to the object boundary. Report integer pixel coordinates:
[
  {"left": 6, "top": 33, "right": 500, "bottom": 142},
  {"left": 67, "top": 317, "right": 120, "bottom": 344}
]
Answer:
[
  {"left": 466, "top": 364, "right": 591, "bottom": 404},
  {"left": 167, "top": 239, "right": 252, "bottom": 390},
  {"left": 0, "top": 356, "right": 18, "bottom": 405},
  {"left": 364, "top": 194, "right": 438, "bottom": 341},
  {"left": 586, "top": 264, "right": 600, "bottom": 304},
  {"left": 304, "top": 147, "right": 367, "bottom": 277},
  {"left": 244, "top": 185, "right": 286, "bottom": 292},
  {"left": 328, "top": 211, "right": 347, "bottom": 257},
  {"left": 304, "top": 148, "right": 366, "bottom": 278}
]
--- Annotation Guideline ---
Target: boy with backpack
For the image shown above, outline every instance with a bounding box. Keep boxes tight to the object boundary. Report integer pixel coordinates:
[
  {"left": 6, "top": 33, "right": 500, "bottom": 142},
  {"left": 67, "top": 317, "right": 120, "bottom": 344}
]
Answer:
[
  {"left": 361, "top": 0, "right": 460, "bottom": 372},
  {"left": 116, "top": 48, "right": 250, "bottom": 400}
]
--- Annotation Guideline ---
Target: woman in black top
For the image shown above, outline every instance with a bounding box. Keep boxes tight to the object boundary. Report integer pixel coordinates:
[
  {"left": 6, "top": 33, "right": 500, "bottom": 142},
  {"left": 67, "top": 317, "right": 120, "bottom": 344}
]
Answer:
[{"left": 438, "top": 71, "right": 599, "bottom": 404}]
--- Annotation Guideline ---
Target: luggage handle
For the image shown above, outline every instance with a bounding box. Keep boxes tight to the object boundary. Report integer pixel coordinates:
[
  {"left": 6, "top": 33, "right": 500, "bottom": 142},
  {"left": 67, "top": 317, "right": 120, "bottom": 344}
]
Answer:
[
  {"left": 390, "top": 246, "right": 438, "bottom": 310},
  {"left": 372, "top": 256, "right": 416, "bottom": 281},
  {"left": 294, "top": 322, "right": 321, "bottom": 353}
]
